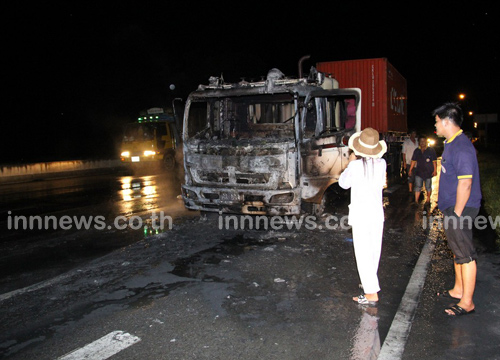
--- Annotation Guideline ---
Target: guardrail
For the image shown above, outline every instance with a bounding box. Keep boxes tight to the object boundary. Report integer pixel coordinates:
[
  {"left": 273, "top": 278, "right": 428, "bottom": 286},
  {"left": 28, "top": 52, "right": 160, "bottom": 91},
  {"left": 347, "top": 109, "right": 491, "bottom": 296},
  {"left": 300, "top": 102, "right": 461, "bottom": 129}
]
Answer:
[{"left": 0, "top": 159, "right": 127, "bottom": 184}]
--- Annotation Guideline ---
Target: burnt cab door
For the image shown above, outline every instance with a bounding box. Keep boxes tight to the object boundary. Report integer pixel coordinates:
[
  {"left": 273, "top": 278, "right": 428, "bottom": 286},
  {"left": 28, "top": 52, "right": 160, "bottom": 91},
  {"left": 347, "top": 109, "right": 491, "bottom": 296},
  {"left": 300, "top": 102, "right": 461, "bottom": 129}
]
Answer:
[{"left": 300, "top": 89, "right": 360, "bottom": 200}]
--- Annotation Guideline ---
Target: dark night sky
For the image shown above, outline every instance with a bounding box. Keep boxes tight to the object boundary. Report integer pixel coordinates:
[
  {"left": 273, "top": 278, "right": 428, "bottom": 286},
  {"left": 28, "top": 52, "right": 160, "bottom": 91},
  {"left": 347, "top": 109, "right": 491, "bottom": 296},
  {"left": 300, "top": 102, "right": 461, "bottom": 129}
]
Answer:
[{"left": 3, "top": 1, "right": 498, "bottom": 163}]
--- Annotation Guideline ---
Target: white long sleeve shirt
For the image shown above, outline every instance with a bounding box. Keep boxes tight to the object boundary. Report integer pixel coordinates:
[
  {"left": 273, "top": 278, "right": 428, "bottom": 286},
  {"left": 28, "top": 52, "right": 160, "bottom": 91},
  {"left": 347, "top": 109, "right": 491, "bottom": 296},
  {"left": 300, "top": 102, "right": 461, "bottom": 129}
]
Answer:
[{"left": 338, "top": 158, "right": 386, "bottom": 226}]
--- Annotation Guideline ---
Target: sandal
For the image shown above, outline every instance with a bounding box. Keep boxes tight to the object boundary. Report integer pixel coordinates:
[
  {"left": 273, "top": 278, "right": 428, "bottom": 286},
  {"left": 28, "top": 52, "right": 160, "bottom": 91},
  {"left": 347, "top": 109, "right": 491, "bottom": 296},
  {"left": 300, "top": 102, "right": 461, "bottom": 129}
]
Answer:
[
  {"left": 354, "top": 294, "right": 377, "bottom": 305},
  {"left": 445, "top": 304, "right": 475, "bottom": 316},
  {"left": 437, "top": 290, "right": 461, "bottom": 301}
]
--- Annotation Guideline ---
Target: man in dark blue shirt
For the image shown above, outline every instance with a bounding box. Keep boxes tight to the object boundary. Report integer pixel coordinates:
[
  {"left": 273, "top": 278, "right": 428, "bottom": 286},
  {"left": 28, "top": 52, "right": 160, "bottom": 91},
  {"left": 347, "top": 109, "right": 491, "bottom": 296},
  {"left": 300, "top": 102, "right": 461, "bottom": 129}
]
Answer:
[
  {"left": 433, "top": 102, "right": 482, "bottom": 316},
  {"left": 409, "top": 136, "right": 437, "bottom": 203}
]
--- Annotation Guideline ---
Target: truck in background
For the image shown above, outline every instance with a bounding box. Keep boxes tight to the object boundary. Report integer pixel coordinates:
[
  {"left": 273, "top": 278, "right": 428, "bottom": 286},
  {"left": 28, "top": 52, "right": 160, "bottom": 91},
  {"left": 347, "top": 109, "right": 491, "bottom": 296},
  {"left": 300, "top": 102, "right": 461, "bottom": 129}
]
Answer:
[
  {"left": 180, "top": 58, "right": 408, "bottom": 216},
  {"left": 120, "top": 107, "right": 180, "bottom": 170},
  {"left": 316, "top": 58, "right": 408, "bottom": 175}
]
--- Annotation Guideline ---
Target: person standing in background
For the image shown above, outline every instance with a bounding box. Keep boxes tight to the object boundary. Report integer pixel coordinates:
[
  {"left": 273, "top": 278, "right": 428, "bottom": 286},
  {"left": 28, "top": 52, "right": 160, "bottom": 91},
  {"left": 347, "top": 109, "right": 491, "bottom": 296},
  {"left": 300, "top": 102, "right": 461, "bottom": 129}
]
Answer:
[
  {"left": 402, "top": 130, "right": 418, "bottom": 193},
  {"left": 409, "top": 136, "right": 437, "bottom": 204}
]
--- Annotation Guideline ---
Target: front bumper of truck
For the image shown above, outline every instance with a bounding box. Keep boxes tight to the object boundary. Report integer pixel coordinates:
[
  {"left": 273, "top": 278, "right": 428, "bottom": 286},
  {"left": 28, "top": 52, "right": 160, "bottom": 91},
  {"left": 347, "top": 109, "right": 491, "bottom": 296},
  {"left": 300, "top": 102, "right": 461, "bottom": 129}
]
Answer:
[{"left": 181, "top": 185, "right": 301, "bottom": 215}]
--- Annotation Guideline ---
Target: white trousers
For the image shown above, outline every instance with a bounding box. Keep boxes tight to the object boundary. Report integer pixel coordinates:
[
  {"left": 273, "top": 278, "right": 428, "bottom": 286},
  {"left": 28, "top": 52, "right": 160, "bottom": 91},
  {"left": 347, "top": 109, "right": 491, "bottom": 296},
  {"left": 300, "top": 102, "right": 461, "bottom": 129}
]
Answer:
[{"left": 352, "top": 221, "right": 384, "bottom": 294}]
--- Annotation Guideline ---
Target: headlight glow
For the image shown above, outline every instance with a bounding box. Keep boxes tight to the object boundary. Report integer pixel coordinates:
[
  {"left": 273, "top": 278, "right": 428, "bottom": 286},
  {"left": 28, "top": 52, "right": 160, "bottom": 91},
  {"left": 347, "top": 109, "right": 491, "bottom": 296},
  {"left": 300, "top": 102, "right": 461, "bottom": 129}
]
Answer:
[
  {"left": 144, "top": 150, "right": 156, "bottom": 156},
  {"left": 121, "top": 151, "right": 130, "bottom": 157}
]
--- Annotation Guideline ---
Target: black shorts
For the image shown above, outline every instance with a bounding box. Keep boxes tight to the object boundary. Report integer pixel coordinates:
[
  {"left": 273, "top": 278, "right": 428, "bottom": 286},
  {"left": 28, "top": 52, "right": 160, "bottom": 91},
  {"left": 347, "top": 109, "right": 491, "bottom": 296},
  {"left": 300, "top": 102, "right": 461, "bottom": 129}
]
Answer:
[{"left": 442, "top": 206, "right": 480, "bottom": 264}]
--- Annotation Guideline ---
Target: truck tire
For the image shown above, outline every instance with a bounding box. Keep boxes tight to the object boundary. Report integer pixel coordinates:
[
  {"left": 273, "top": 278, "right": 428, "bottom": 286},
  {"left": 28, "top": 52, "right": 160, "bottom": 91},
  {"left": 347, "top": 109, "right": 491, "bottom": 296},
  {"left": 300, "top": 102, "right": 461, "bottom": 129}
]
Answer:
[
  {"left": 163, "top": 152, "right": 176, "bottom": 171},
  {"left": 302, "top": 194, "right": 327, "bottom": 217},
  {"left": 312, "top": 196, "right": 326, "bottom": 217},
  {"left": 302, "top": 183, "right": 345, "bottom": 217}
]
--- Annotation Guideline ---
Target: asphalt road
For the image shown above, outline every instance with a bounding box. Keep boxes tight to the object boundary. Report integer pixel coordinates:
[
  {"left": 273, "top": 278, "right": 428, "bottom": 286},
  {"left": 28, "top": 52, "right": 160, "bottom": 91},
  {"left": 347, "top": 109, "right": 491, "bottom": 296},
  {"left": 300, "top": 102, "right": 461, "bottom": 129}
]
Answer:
[
  {"left": 0, "top": 168, "right": 499, "bottom": 359},
  {"left": 0, "top": 166, "right": 192, "bottom": 294}
]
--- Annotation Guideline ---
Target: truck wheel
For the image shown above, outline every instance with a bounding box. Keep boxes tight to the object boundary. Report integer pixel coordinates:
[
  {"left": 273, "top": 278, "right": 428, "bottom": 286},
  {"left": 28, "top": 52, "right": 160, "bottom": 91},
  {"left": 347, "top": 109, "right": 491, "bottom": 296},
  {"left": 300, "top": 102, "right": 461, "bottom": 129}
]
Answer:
[
  {"left": 308, "top": 185, "right": 342, "bottom": 217},
  {"left": 163, "top": 152, "right": 176, "bottom": 171},
  {"left": 302, "top": 195, "right": 327, "bottom": 217},
  {"left": 311, "top": 196, "right": 326, "bottom": 217}
]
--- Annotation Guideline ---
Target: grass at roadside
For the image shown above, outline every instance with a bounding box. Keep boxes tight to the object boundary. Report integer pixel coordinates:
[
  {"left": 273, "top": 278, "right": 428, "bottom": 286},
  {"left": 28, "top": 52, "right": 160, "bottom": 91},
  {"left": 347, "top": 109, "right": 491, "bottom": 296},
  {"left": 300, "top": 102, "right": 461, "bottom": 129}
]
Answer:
[{"left": 477, "top": 148, "right": 500, "bottom": 249}]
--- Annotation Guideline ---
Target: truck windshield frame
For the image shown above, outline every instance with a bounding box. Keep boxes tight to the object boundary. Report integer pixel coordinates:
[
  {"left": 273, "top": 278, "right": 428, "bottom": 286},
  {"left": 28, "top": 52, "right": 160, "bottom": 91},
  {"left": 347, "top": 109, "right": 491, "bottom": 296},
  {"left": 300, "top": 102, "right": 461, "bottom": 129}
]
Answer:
[
  {"left": 302, "top": 92, "right": 359, "bottom": 138},
  {"left": 185, "top": 93, "right": 296, "bottom": 141},
  {"left": 123, "top": 123, "right": 157, "bottom": 142}
]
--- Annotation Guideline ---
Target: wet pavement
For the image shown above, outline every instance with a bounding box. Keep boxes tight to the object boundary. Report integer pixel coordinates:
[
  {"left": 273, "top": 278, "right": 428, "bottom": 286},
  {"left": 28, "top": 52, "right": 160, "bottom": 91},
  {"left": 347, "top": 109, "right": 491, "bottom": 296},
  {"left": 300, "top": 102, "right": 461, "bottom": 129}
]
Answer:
[
  {"left": 0, "top": 174, "right": 499, "bottom": 359},
  {"left": 0, "top": 169, "right": 192, "bottom": 294},
  {"left": 0, "top": 234, "right": 402, "bottom": 358},
  {"left": 401, "top": 215, "right": 500, "bottom": 360}
]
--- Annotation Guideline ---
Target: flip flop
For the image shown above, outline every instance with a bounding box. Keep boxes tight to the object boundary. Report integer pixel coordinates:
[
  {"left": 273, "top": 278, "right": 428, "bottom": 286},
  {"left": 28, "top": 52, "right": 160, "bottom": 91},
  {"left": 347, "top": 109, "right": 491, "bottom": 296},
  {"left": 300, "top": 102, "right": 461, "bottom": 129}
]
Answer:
[
  {"left": 445, "top": 304, "right": 475, "bottom": 316},
  {"left": 437, "top": 290, "right": 461, "bottom": 301}
]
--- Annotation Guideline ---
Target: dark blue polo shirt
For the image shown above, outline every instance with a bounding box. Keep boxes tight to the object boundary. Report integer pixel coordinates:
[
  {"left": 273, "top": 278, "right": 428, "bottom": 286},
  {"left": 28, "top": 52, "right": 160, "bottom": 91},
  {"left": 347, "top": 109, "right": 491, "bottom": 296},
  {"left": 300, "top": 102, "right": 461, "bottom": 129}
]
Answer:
[
  {"left": 411, "top": 146, "right": 437, "bottom": 179},
  {"left": 438, "top": 130, "right": 482, "bottom": 210}
]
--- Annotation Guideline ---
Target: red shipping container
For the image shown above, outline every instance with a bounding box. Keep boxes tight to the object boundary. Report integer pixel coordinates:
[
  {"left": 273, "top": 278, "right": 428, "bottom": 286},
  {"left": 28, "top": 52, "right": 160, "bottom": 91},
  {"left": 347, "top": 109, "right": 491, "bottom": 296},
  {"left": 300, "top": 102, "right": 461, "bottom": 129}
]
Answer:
[{"left": 316, "top": 58, "right": 407, "bottom": 134}]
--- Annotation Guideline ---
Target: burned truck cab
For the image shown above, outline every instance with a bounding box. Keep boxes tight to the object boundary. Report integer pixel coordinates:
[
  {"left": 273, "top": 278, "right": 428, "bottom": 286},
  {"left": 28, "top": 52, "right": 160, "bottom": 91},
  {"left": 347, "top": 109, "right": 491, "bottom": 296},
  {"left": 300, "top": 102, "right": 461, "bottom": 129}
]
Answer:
[{"left": 181, "top": 68, "right": 360, "bottom": 216}]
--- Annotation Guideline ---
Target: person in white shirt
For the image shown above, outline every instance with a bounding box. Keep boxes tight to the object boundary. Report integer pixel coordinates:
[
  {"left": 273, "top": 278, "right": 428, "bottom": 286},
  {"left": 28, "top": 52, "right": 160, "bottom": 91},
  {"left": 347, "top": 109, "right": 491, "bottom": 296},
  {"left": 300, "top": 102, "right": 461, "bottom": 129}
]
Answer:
[
  {"left": 402, "top": 130, "right": 418, "bottom": 192},
  {"left": 339, "top": 127, "right": 387, "bottom": 305}
]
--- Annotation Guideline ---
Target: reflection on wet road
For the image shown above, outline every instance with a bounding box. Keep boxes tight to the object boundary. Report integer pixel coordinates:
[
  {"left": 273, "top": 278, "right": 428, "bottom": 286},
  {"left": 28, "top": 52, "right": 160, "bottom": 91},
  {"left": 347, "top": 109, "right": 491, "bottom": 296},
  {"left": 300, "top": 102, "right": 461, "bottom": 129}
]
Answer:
[
  {"left": 0, "top": 170, "right": 194, "bottom": 293},
  {"left": 350, "top": 307, "right": 381, "bottom": 360},
  {"left": 120, "top": 176, "right": 158, "bottom": 203},
  {"left": 116, "top": 175, "right": 192, "bottom": 236}
]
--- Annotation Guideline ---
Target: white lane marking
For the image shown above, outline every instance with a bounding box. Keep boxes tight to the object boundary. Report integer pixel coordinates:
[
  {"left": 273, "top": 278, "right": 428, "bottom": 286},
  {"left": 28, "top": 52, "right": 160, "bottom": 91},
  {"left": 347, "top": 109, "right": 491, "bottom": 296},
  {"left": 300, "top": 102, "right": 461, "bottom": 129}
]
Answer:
[
  {"left": 0, "top": 272, "right": 74, "bottom": 302},
  {"left": 57, "top": 331, "right": 141, "bottom": 360},
  {"left": 377, "top": 220, "right": 439, "bottom": 359}
]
